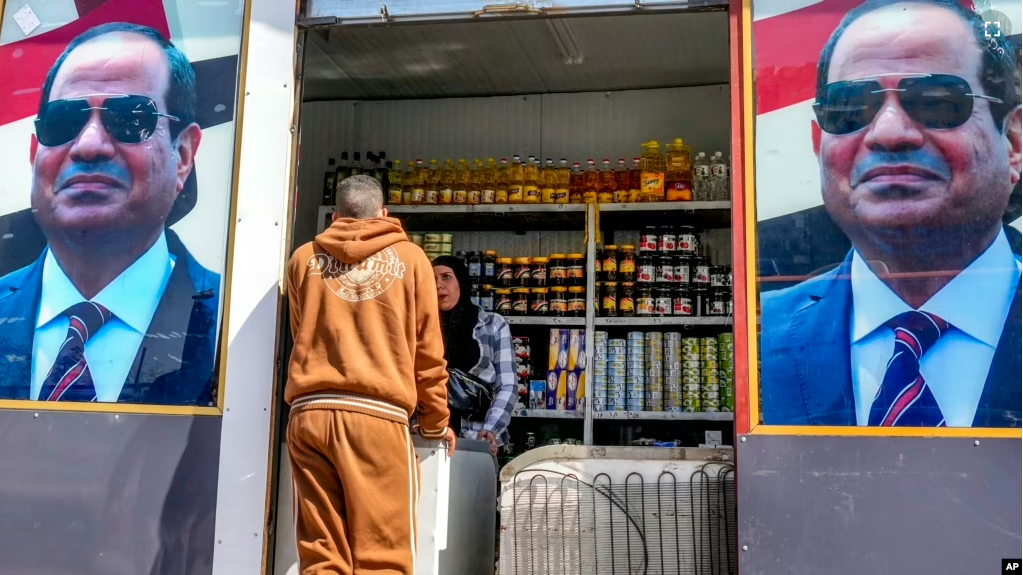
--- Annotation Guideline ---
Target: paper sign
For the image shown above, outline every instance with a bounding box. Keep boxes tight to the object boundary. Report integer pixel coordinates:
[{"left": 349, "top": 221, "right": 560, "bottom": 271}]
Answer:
[{"left": 13, "top": 5, "right": 42, "bottom": 36}]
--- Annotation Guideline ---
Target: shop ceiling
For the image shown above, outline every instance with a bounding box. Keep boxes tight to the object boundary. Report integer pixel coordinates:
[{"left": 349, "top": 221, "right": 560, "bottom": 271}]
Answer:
[{"left": 301, "top": 11, "right": 730, "bottom": 101}]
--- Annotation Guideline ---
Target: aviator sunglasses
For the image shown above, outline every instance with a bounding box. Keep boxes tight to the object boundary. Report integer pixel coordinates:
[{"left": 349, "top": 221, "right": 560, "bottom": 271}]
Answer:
[
  {"left": 34, "top": 94, "right": 179, "bottom": 147},
  {"left": 812, "top": 73, "right": 1004, "bottom": 135}
]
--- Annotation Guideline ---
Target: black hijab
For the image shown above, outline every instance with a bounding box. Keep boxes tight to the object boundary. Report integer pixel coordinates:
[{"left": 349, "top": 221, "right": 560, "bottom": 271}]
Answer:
[{"left": 432, "top": 256, "right": 482, "bottom": 372}]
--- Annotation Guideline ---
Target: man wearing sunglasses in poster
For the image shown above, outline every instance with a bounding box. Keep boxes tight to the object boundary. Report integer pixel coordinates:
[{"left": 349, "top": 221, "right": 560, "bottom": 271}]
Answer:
[
  {"left": 760, "top": 0, "right": 1022, "bottom": 428},
  {"left": 0, "top": 23, "right": 219, "bottom": 406}
]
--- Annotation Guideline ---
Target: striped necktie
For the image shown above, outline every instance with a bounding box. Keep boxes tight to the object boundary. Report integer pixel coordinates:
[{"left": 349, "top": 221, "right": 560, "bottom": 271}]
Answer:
[
  {"left": 867, "top": 310, "right": 949, "bottom": 427},
  {"left": 38, "top": 301, "right": 112, "bottom": 402}
]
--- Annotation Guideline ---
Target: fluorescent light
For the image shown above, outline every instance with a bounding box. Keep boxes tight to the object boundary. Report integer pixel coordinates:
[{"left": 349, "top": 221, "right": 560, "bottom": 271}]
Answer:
[{"left": 546, "top": 19, "right": 584, "bottom": 65}]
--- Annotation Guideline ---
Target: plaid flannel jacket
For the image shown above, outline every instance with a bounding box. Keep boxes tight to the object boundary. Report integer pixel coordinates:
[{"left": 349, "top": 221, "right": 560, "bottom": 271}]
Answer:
[{"left": 460, "top": 308, "right": 516, "bottom": 446}]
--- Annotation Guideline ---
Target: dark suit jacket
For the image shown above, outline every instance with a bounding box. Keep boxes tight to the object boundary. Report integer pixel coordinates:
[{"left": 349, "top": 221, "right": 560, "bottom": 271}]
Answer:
[
  {"left": 760, "top": 251, "right": 1022, "bottom": 428},
  {"left": 0, "top": 230, "right": 220, "bottom": 406}
]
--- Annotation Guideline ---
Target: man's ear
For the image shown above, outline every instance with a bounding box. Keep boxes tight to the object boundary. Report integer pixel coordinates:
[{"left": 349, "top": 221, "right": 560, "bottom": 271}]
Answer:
[
  {"left": 811, "top": 119, "right": 822, "bottom": 158},
  {"left": 331, "top": 211, "right": 339, "bottom": 222},
  {"left": 30, "top": 134, "right": 38, "bottom": 165},
  {"left": 1005, "top": 105, "right": 1022, "bottom": 187},
  {"left": 174, "top": 123, "right": 203, "bottom": 193}
]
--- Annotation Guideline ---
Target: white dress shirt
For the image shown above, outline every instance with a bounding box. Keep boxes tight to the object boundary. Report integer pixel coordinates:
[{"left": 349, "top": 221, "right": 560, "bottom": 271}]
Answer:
[
  {"left": 850, "top": 230, "right": 1022, "bottom": 427},
  {"left": 31, "top": 233, "right": 176, "bottom": 402}
]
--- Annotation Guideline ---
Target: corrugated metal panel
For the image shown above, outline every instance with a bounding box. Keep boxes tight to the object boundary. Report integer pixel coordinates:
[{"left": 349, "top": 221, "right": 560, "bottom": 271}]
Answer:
[
  {"left": 303, "top": 11, "right": 729, "bottom": 101},
  {"left": 295, "top": 101, "right": 357, "bottom": 246},
  {"left": 304, "top": 0, "right": 727, "bottom": 22},
  {"left": 448, "top": 230, "right": 587, "bottom": 256}
]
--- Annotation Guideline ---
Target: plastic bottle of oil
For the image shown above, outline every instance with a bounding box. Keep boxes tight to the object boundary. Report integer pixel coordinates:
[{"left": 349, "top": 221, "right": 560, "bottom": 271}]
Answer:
[
  {"left": 409, "top": 159, "right": 426, "bottom": 204},
  {"left": 524, "top": 158, "right": 541, "bottom": 204},
  {"left": 505, "top": 155, "right": 522, "bottom": 203},
  {"left": 569, "top": 162, "right": 584, "bottom": 203},
  {"left": 452, "top": 159, "right": 469, "bottom": 204},
  {"left": 555, "top": 159, "right": 571, "bottom": 204},
  {"left": 481, "top": 158, "right": 497, "bottom": 204},
  {"left": 665, "top": 138, "right": 693, "bottom": 202},
  {"left": 422, "top": 159, "right": 439, "bottom": 204},
  {"left": 628, "top": 157, "right": 642, "bottom": 203},
  {"left": 582, "top": 159, "right": 600, "bottom": 203},
  {"left": 598, "top": 159, "right": 616, "bottom": 203},
  {"left": 540, "top": 159, "right": 556, "bottom": 203},
  {"left": 496, "top": 158, "right": 510, "bottom": 204},
  {"left": 438, "top": 159, "right": 455, "bottom": 204},
  {"left": 640, "top": 142, "right": 665, "bottom": 202},
  {"left": 468, "top": 159, "right": 482, "bottom": 204},
  {"left": 614, "top": 159, "right": 631, "bottom": 203},
  {"left": 388, "top": 160, "right": 403, "bottom": 204}
]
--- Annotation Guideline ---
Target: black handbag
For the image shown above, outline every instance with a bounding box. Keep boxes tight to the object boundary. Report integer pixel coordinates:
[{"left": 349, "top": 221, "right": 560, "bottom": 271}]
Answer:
[{"left": 447, "top": 368, "right": 494, "bottom": 422}]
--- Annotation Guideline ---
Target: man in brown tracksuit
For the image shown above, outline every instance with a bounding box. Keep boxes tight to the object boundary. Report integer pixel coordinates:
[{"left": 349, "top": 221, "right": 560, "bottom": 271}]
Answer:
[{"left": 286, "top": 174, "right": 455, "bottom": 575}]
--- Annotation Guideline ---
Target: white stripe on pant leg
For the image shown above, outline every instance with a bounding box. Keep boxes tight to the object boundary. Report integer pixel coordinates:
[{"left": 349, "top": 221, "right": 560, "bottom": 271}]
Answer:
[{"left": 404, "top": 431, "right": 417, "bottom": 575}]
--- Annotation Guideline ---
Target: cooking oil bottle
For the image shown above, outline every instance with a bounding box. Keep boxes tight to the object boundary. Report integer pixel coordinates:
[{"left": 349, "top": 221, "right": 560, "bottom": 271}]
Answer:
[
  {"left": 555, "top": 159, "right": 571, "bottom": 204},
  {"left": 540, "top": 159, "right": 556, "bottom": 203},
  {"left": 614, "top": 158, "right": 630, "bottom": 203},
  {"left": 422, "top": 159, "right": 440, "bottom": 204},
  {"left": 629, "top": 157, "right": 642, "bottom": 203},
  {"left": 524, "top": 157, "right": 541, "bottom": 204},
  {"left": 496, "top": 158, "right": 510, "bottom": 204},
  {"left": 583, "top": 159, "right": 600, "bottom": 203},
  {"left": 438, "top": 160, "right": 455, "bottom": 204},
  {"left": 640, "top": 141, "right": 665, "bottom": 202},
  {"left": 409, "top": 159, "right": 425, "bottom": 204},
  {"left": 665, "top": 138, "right": 693, "bottom": 202},
  {"left": 388, "top": 160, "right": 403, "bottom": 204},
  {"left": 481, "top": 158, "right": 497, "bottom": 204},
  {"left": 468, "top": 159, "right": 483, "bottom": 204},
  {"left": 569, "top": 162, "right": 584, "bottom": 203},
  {"left": 506, "top": 155, "right": 522, "bottom": 203},
  {"left": 453, "top": 159, "right": 469, "bottom": 204},
  {"left": 598, "top": 159, "right": 616, "bottom": 203}
]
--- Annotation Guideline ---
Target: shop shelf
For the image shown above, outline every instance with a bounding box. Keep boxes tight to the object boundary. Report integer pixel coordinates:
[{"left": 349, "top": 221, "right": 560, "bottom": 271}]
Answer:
[
  {"left": 593, "top": 316, "right": 733, "bottom": 327},
  {"left": 388, "top": 203, "right": 586, "bottom": 232},
  {"left": 598, "top": 201, "right": 731, "bottom": 212},
  {"left": 512, "top": 409, "right": 585, "bottom": 419},
  {"left": 503, "top": 316, "right": 585, "bottom": 326},
  {"left": 592, "top": 411, "right": 734, "bottom": 422}
]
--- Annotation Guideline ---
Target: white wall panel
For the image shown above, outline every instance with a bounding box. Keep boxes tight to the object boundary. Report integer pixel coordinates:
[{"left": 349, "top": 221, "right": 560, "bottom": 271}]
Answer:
[{"left": 295, "top": 100, "right": 357, "bottom": 246}]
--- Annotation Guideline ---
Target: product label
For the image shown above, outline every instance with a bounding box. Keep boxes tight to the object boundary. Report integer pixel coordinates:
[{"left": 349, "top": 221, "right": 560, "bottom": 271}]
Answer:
[
  {"left": 678, "top": 234, "right": 697, "bottom": 253},
  {"left": 695, "top": 265, "right": 711, "bottom": 283},
  {"left": 620, "top": 260, "right": 635, "bottom": 274},
  {"left": 636, "top": 297, "right": 655, "bottom": 316},
  {"left": 468, "top": 263, "right": 482, "bottom": 277},
  {"left": 711, "top": 163, "right": 727, "bottom": 178},
  {"left": 640, "top": 234, "right": 658, "bottom": 252},
  {"left": 532, "top": 300, "right": 549, "bottom": 314},
  {"left": 402, "top": 191, "right": 413, "bottom": 204},
  {"left": 709, "top": 300, "right": 726, "bottom": 315},
  {"left": 512, "top": 300, "right": 528, "bottom": 314},
  {"left": 656, "top": 297, "right": 672, "bottom": 315},
  {"left": 534, "top": 268, "right": 547, "bottom": 283},
  {"left": 554, "top": 188, "right": 569, "bottom": 203},
  {"left": 388, "top": 189, "right": 402, "bottom": 204},
  {"left": 567, "top": 265, "right": 584, "bottom": 280},
  {"left": 453, "top": 190, "right": 467, "bottom": 204},
  {"left": 666, "top": 180, "right": 693, "bottom": 202},
  {"left": 496, "top": 298, "right": 512, "bottom": 313},
  {"left": 484, "top": 263, "right": 495, "bottom": 278},
  {"left": 424, "top": 189, "right": 438, "bottom": 204},
  {"left": 495, "top": 190, "right": 508, "bottom": 203},
  {"left": 551, "top": 299, "right": 567, "bottom": 313},
  {"left": 508, "top": 186, "right": 523, "bottom": 202},
  {"left": 568, "top": 298, "right": 586, "bottom": 312},
  {"left": 638, "top": 265, "right": 656, "bottom": 283},
  {"left": 550, "top": 266, "right": 567, "bottom": 280},
  {"left": 603, "top": 256, "right": 617, "bottom": 273},
  {"left": 613, "top": 190, "right": 630, "bottom": 203},
  {"left": 439, "top": 188, "right": 453, "bottom": 203},
  {"left": 602, "top": 296, "right": 617, "bottom": 313},
  {"left": 542, "top": 188, "right": 555, "bottom": 203},
  {"left": 641, "top": 172, "right": 665, "bottom": 197},
  {"left": 471, "top": 190, "right": 484, "bottom": 204},
  {"left": 524, "top": 185, "right": 541, "bottom": 202},
  {"left": 619, "top": 297, "right": 634, "bottom": 313},
  {"left": 694, "top": 165, "right": 711, "bottom": 178},
  {"left": 658, "top": 234, "right": 677, "bottom": 252},
  {"left": 481, "top": 296, "right": 494, "bottom": 311},
  {"left": 515, "top": 267, "right": 532, "bottom": 281},
  {"left": 658, "top": 265, "right": 674, "bottom": 283},
  {"left": 674, "top": 264, "right": 690, "bottom": 284},
  {"left": 711, "top": 272, "right": 726, "bottom": 287},
  {"left": 674, "top": 296, "right": 694, "bottom": 316},
  {"left": 412, "top": 188, "right": 425, "bottom": 203},
  {"left": 497, "top": 267, "right": 513, "bottom": 281},
  {"left": 598, "top": 192, "right": 614, "bottom": 203},
  {"left": 470, "top": 295, "right": 480, "bottom": 307}
]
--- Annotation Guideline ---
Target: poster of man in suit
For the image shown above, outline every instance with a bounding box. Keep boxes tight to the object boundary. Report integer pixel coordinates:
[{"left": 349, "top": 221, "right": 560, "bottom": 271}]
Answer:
[
  {"left": 0, "top": 0, "right": 244, "bottom": 406},
  {"left": 755, "top": 0, "right": 1022, "bottom": 427}
]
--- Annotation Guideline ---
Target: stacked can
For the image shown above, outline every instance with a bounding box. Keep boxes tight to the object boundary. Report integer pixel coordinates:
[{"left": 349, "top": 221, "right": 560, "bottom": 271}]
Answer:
[
  {"left": 643, "top": 332, "right": 664, "bottom": 411},
  {"left": 700, "top": 336, "right": 720, "bottom": 412},
  {"left": 663, "top": 332, "right": 683, "bottom": 411},
  {"left": 718, "top": 332, "right": 735, "bottom": 412},
  {"left": 608, "top": 336, "right": 629, "bottom": 411},
  {"left": 591, "top": 331, "right": 609, "bottom": 411},
  {"left": 625, "top": 332, "right": 646, "bottom": 411},
  {"left": 680, "top": 337, "right": 702, "bottom": 412}
]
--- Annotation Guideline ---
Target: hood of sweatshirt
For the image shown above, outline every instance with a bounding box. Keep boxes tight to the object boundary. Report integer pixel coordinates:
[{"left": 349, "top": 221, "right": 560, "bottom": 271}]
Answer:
[{"left": 315, "top": 217, "right": 408, "bottom": 264}]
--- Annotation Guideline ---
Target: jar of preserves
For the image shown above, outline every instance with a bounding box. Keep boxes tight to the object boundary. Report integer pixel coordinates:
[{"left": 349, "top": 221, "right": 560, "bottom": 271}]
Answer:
[
  {"left": 483, "top": 250, "right": 498, "bottom": 282},
  {"left": 655, "top": 286, "right": 672, "bottom": 316},
  {"left": 706, "top": 287, "right": 728, "bottom": 316},
  {"left": 480, "top": 285, "right": 495, "bottom": 312},
  {"left": 602, "top": 282, "right": 618, "bottom": 317},
  {"left": 636, "top": 286, "right": 655, "bottom": 316},
  {"left": 677, "top": 225, "right": 699, "bottom": 255},
  {"left": 657, "top": 225, "right": 677, "bottom": 252},
  {"left": 619, "top": 282, "right": 636, "bottom": 317},
  {"left": 691, "top": 285, "right": 708, "bottom": 317},
  {"left": 532, "top": 257, "right": 550, "bottom": 287},
  {"left": 470, "top": 284, "right": 481, "bottom": 307},
  {"left": 514, "top": 257, "right": 533, "bottom": 287},
  {"left": 672, "top": 285, "right": 694, "bottom": 316},
  {"left": 593, "top": 282, "right": 602, "bottom": 315},
  {"left": 710, "top": 265, "right": 728, "bottom": 288},
  {"left": 619, "top": 245, "right": 636, "bottom": 283},
  {"left": 495, "top": 288, "right": 513, "bottom": 314},
  {"left": 566, "top": 253, "right": 586, "bottom": 287},
  {"left": 673, "top": 254, "right": 691, "bottom": 285},
  {"left": 531, "top": 287, "right": 550, "bottom": 316},
  {"left": 550, "top": 286, "right": 568, "bottom": 316},
  {"left": 601, "top": 245, "right": 618, "bottom": 282},
  {"left": 593, "top": 250, "right": 602, "bottom": 281},
  {"left": 512, "top": 288, "right": 531, "bottom": 316},
  {"left": 640, "top": 225, "right": 658, "bottom": 253},
  {"left": 568, "top": 286, "right": 586, "bottom": 317},
  {"left": 637, "top": 254, "right": 656, "bottom": 284},
  {"left": 693, "top": 257, "right": 711, "bottom": 285},
  {"left": 496, "top": 257, "right": 514, "bottom": 287},
  {"left": 657, "top": 254, "right": 674, "bottom": 284},
  {"left": 548, "top": 253, "right": 567, "bottom": 286}
]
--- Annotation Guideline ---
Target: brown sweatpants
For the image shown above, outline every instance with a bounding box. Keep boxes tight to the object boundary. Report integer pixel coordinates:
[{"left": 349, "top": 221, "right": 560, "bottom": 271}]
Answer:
[{"left": 288, "top": 408, "right": 420, "bottom": 575}]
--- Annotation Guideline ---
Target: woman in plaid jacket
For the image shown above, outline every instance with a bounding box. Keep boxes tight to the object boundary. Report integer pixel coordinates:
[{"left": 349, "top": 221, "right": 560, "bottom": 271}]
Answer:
[{"left": 432, "top": 256, "right": 516, "bottom": 456}]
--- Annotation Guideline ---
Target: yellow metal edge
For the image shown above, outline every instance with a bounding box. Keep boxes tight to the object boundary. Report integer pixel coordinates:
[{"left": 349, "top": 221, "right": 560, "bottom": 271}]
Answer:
[
  {"left": 214, "top": 0, "right": 256, "bottom": 411},
  {"left": 0, "top": 400, "right": 221, "bottom": 416},
  {"left": 750, "top": 424, "right": 1022, "bottom": 439},
  {"left": 741, "top": 0, "right": 761, "bottom": 429}
]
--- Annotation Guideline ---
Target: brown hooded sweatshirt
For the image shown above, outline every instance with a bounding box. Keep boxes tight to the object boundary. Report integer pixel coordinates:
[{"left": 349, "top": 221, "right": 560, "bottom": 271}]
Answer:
[{"left": 285, "top": 217, "right": 449, "bottom": 438}]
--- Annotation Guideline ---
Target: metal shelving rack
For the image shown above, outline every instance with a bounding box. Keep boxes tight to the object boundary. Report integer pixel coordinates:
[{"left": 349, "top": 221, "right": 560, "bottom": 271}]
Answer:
[{"left": 369, "top": 200, "right": 734, "bottom": 445}]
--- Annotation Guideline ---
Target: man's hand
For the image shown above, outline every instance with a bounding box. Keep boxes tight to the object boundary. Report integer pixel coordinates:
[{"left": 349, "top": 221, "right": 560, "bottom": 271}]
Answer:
[
  {"left": 478, "top": 430, "right": 499, "bottom": 456},
  {"left": 443, "top": 427, "right": 458, "bottom": 457}
]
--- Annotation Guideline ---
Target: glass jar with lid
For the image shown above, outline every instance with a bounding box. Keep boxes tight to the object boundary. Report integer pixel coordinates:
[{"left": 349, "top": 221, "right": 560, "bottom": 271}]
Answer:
[
  {"left": 640, "top": 225, "right": 658, "bottom": 253},
  {"left": 467, "top": 251, "right": 482, "bottom": 283},
  {"left": 636, "top": 286, "right": 655, "bottom": 316},
  {"left": 673, "top": 254, "right": 691, "bottom": 285},
  {"left": 654, "top": 286, "right": 672, "bottom": 316},
  {"left": 657, "top": 253, "right": 674, "bottom": 284},
  {"left": 480, "top": 285, "right": 495, "bottom": 312},
  {"left": 512, "top": 288, "right": 531, "bottom": 316},
  {"left": 548, "top": 253, "right": 567, "bottom": 286},
  {"left": 706, "top": 287, "right": 728, "bottom": 316},
  {"left": 566, "top": 253, "right": 586, "bottom": 287},
  {"left": 482, "top": 250, "right": 498, "bottom": 282},
  {"left": 550, "top": 286, "right": 568, "bottom": 316},
  {"left": 531, "top": 287, "right": 550, "bottom": 316},
  {"left": 657, "top": 225, "right": 677, "bottom": 252},
  {"left": 676, "top": 224, "right": 699, "bottom": 255},
  {"left": 672, "top": 285, "right": 694, "bottom": 316},
  {"left": 619, "top": 245, "right": 636, "bottom": 283},
  {"left": 514, "top": 257, "right": 533, "bottom": 287},
  {"left": 693, "top": 257, "right": 711, "bottom": 285},
  {"left": 496, "top": 258, "right": 514, "bottom": 288},
  {"left": 567, "top": 286, "right": 586, "bottom": 317},
  {"left": 532, "top": 257, "right": 549, "bottom": 287},
  {"left": 469, "top": 284, "right": 481, "bottom": 307},
  {"left": 601, "top": 282, "right": 618, "bottom": 317},
  {"left": 494, "top": 288, "right": 513, "bottom": 315},
  {"left": 637, "top": 253, "right": 656, "bottom": 285},
  {"left": 619, "top": 282, "right": 635, "bottom": 317},
  {"left": 601, "top": 245, "right": 618, "bottom": 282}
]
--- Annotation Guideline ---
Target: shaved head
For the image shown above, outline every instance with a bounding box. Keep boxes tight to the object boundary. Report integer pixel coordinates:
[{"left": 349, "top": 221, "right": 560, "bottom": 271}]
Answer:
[{"left": 336, "top": 175, "right": 384, "bottom": 219}]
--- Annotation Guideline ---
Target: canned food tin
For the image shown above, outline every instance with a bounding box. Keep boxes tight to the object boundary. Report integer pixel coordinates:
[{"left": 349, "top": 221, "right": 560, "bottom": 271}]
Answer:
[
  {"left": 684, "top": 383, "right": 702, "bottom": 392},
  {"left": 625, "top": 376, "right": 645, "bottom": 386},
  {"left": 627, "top": 367, "right": 645, "bottom": 376},
  {"left": 609, "top": 368, "right": 627, "bottom": 378},
  {"left": 701, "top": 368, "right": 719, "bottom": 378},
  {"left": 608, "top": 346, "right": 627, "bottom": 357},
  {"left": 607, "top": 402, "right": 624, "bottom": 412},
  {"left": 703, "top": 398, "right": 721, "bottom": 408},
  {"left": 719, "top": 359, "right": 735, "bottom": 372},
  {"left": 626, "top": 402, "right": 645, "bottom": 411},
  {"left": 608, "top": 360, "right": 626, "bottom": 370},
  {"left": 702, "top": 378, "right": 721, "bottom": 388},
  {"left": 609, "top": 337, "right": 627, "bottom": 345},
  {"left": 720, "top": 406, "right": 732, "bottom": 413},
  {"left": 663, "top": 360, "right": 683, "bottom": 370},
  {"left": 609, "top": 383, "right": 626, "bottom": 393},
  {"left": 665, "top": 376, "right": 682, "bottom": 386},
  {"left": 719, "top": 386, "right": 734, "bottom": 399},
  {"left": 682, "top": 337, "right": 700, "bottom": 346},
  {"left": 626, "top": 383, "right": 645, "bottom": 393},
  {"left": 683, "top": 397, "right": 701, "bottom": 408},
  {"left": 717, "top": 333, "right": 734, "bottom": 342},
  {"left": 627, "top": 360, "right": 646, "bottom": 370},
  {"left": 701, "top": 359, "right": 719, "bottom": 370},
  {"left": 626, "top": 391, "right": 644, "bottom": 400},
  {"left": 701, "top": 391, "right": 720, "bottom": 400},
  {"left": 700, "top": 337, "right": 718, "bottom": 348},
  {"left": 665, "top": 332, "right": 683, "bottom": 340},
  {"left": 646, "top": 385, "right": 664, "bottom": 394},
  {"left": 591, "top": 366, "right": 607, "bottom": 376},
  {"left": 647, "top": 404, "right": 664, "bottom": 412},
  {"left": 665, "top": 406, "right": 684, "bottom": 413},
  {"left": 702, "top": 406, "right": 720, "bottom": 413},
  {"left": 718, "top": 373, "right": 734, "bottom": 384},
  {"left": 682, "top": 406, "right": 700, "bottom": 413},
  {"left": 682, "top": 366, "right": 701, "bottom": 377},
  {"left": 609, "top": 376, "right": 627, "bottom": 386},
  {"left": 627, "top": 332, "right": 645, "bottom": 341},
  {"left": 592, "top": 375, "right": 608, "bottom": 384},
  {"left": 718, "top": 341, "right": 735, "bottom": 353},
  {"left": 661, "top": 369, "right": 680, "bottom": 378},
  {"left": 679, "top": 360, "right": 701, "bottom": 370},
  {"left": 718, "top": 351, "right": 735, "bottom": 362},
  {"left": 644, "top": 331, "right": 663, "bottom": 339},
  {"left": 609, "top": 390, "right": 626, "bottom": 400}
]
